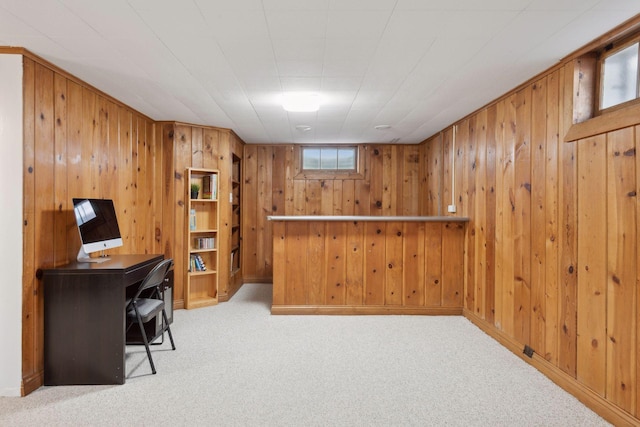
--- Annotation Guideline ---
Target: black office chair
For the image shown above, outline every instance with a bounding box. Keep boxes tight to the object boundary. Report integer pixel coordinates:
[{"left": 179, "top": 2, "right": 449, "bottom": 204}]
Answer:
[{"left": 125, "top": 258, "right": 176, "bottom": 374}]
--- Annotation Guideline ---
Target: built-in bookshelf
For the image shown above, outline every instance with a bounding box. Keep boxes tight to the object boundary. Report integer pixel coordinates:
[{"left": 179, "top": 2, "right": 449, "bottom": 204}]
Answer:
[
  {"left": 231, "top": 154, "right": 241, "bottom": 278},
  {"left": 186, "top": 167, "right": 219, "bottom": 309}
]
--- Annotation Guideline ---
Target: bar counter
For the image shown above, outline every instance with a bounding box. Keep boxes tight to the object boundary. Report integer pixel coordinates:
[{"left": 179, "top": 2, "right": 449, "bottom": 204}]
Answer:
[{"left": 268, "top": 216, "right": 469, "bottom": 315}]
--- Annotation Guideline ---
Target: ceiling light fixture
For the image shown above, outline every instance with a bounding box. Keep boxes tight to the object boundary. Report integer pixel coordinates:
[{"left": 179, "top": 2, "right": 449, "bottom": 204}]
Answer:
[
  {"left": 282, "top": 92, "right": 320, "bottom": 112},
  {"left": 374, "top": 124, "right": 391, "bottom": 130},
  {"left": 295, "top": 125, "right": 312, "bottom": 132}
]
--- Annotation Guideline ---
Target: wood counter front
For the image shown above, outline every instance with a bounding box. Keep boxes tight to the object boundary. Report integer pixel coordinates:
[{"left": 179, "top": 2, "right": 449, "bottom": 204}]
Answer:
[{"left": 268, "top": 216, "right": 468, "bottom": 315}]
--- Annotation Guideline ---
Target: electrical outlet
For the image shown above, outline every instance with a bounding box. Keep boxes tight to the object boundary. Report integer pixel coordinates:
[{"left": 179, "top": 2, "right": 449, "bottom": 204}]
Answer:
[{"left": 447, "top": 204, "right": 456, "bottom": 213}]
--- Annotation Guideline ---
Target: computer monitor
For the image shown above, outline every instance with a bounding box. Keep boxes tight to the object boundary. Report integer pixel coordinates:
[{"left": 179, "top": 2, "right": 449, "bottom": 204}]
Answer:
[{"left": 73, "top": 198, "right": 123, "bottom": 263}]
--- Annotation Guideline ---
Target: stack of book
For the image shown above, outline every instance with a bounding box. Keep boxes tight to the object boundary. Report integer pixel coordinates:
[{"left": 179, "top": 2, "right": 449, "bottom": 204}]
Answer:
[
  {"left": 189, "top": 254, "right": 207, "bottom": 272},
  {"left": 193, "top": 237, "right": 215, "bottom": 249},
  {"left": 202, "top": 174, "right": 218, "bottom": 200}
]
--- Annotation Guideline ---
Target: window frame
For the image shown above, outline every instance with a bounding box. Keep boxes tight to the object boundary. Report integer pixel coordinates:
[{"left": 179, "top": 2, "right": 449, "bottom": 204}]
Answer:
[
  {"left": 597, "top": 34, "right": 640, "bottom": 115},
  {"left": 294, "top": 145, "right": 366, "bottom": 180}
]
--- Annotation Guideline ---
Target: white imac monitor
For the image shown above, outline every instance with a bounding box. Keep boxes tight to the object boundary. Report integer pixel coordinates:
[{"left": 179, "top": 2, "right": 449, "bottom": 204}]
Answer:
[{"left": 73, "top": 198, "right": 123, "bottom": 263}]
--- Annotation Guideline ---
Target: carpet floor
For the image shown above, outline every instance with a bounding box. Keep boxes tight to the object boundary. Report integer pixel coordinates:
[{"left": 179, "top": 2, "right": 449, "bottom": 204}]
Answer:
[{"left": 0, "top": 283, "right": 609, "bottom": 426}]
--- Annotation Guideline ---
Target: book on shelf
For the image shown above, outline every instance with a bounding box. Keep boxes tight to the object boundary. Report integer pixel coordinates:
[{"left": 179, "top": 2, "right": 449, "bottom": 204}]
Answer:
[
  {"left": 190, "top": 254, "right": 207, "bottom": 272},
  {"left": 193, "top": 236, "right": 216, "bottom": 249},
  {"left": 189, "top": 209, "right": 196, "bottom": 231},
  {"left": 202, "top": 173, "right": 218, "bottom": 200}
]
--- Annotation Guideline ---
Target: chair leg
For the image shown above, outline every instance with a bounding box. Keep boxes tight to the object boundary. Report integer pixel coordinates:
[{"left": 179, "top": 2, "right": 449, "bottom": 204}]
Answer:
[
  {"left": 162, "top": 309, "right": 176, "bottom": 351},
  {"left": 136, "top": 311, "right": 156, "bottom": 375}
]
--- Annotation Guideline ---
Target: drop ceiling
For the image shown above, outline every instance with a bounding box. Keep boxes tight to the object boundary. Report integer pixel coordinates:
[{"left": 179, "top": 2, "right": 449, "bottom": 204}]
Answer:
[{"left": 0, "top": 0, "right": 639, "bottom": 144}]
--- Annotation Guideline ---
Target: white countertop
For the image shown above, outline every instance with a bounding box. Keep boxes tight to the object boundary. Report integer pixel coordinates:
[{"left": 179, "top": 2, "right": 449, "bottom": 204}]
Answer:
[{"left": 267, "top": 215, "right": 469, "bottom": 222}]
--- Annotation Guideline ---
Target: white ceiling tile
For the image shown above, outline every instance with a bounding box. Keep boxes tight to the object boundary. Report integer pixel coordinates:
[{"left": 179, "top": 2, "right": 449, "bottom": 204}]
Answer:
[
  {"left": 265, "top": 11, "right": 328, "bottom": 39},
  {"left": 395, "top": 0, "right": 530, "bottom": 10},
  {"left": 322, "top": 59, "right": 370, "bottom": 77},
  {"left": 200, "top": 10, "right": 270, "bottom": 41},
  {"left": 326, "top": 10, "right": 391, "bottom": 39},
  {"left": 526, "top": 0, "right": 599, "bottom": 11},
  {"left": 272, "top": 38, "right": 325, "bottom": 61},
  {"left": 0, "top": 0, "right": 637, "bottom": 144},
  {"left": 280, "top": 77, "right": 322, "bottom": 91},
  {"left": 329, "top": 0, "right": 397, "bottom": 10},
  {"left": 263, "top": 0, "right": 330, "bottom": 11},
  {"left": 277, "top": 60, "right": 324, "bottom": 77},
  {"left": 194, "top": 0, "right": 264, "bottom": 11}
]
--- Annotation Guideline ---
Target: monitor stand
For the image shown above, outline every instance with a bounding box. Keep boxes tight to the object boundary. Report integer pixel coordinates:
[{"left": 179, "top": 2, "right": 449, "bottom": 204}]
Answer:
[{"left": 77, "top": 247, "right": 110, "bottom": 263}]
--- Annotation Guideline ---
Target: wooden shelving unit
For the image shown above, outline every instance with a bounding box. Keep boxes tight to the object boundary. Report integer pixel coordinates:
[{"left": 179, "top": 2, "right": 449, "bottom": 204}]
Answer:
[
  {"left": 230, "top": 154, "right": 241, "bottom": 278},
  {"left": 185, "top": 167, "right": 219, "bottom": 309}
]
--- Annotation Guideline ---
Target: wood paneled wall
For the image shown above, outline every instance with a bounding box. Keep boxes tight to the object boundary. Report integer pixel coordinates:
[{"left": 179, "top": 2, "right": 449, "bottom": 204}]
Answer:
[
  {"left": 443, "top": 58, "right": 640, "bottom": 423},
  {"left": 160, "top": 122, "right": 244, "bottom": 305},
  {"left": 22, "top": 55, "right": 161, "bottom": 394},
  {"left": 271, "top": 220, "right": 464, "bottom": 314},
  {"left": 242, "top": 144, "right": 429, "bottom": 281}
]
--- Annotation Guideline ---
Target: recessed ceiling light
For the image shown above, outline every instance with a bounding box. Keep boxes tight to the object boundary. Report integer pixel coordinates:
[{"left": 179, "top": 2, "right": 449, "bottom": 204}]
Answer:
[
  {"left": 374, "top": 124, "right": 391, "bottom": 130},
  {"left": 295, "top": 125, "right": 312, "bottom": 132},
  {"left": 282, "top": 92, "right": 320, "bottom": 112}
]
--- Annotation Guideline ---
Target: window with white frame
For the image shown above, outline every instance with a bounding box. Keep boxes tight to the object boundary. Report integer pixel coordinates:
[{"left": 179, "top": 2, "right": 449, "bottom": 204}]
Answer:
[
  {"left": 600, "top": 39, "right": 640, "bottom": 111},
  {"left": 301, "top": 146, "right": 357, "bottom": 172}
]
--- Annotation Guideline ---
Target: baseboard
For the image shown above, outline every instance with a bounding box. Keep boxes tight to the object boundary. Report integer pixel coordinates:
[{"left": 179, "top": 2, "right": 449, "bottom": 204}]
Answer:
[
  {"left": 463, "top": 309, "right": 639, "bottom": 427},
  {"left": 241, "top": 276, "right": 273, "bottom": 284},
  {"left": 21, "top": 370, "right": 43, "bottom": 396},
  {"left": 272, "top": 305, "right": 463, "bottom": 315}
]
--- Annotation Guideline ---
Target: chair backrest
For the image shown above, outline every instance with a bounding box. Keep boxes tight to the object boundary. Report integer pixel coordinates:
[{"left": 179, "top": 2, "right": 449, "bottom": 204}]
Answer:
[{"left": 132, "top": 258, "right": 173, "bottom": 301}]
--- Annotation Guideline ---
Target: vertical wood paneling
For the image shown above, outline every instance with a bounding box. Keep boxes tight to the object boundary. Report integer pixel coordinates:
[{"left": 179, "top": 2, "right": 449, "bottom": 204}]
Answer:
[
  {"left": 485, "top": 104, "right": 497, "bottom": 325},
  {"left": 493, "top": 100, "right": 505, "bottom": 331},
  {"left": 53, "top": 74, "right": 68, "bottom": 266},
  {"left": 34, "top": 64, "right": 54, "bottom": 375},
  {"left": 284, "top": 221, "right": 308, "bottom": 305},
  {"left": 442, "top": 222, "right": 464, "bottom": 307},
  {"left": 22, "top": 57, "right": 37, "bottom": 383},
  {"left": 475, "top": 110, "right": 487, "bottom": 319},
  {"left": 606, "top": 127, "right": 637, "bottom": 412},
  {"left": 530, "top": 78, "right": 547, "bottom": 354},
  {"left": 365, "top": 222, "right": 386, "bottom": 305},
  {"left": 559, "top": 63, "right": 578, "bottom": 377},
  {"left": 307, "top": 221, "right": 326, "bottom": 305},
  {"left": 636, "top": 125, "right": 640, "bottom": 419},
  {"left": 346, "top": 221, "right": 364, "bottom": 305},
  {"left": 514, "top": 86, "right": 532, "bottom": 345},
  {"left": 576, "top": 134, "right": 607, "bottom": 395},
  {"left": 501, "top": 94, "right": 517, "bottom": 337},
  {"left": 545, "top": 70, "right": 560, "bottom": 365},
  {"left": 325, "top": 222, "right": 346, "bottom": 305},
  {"left": 272, "top": 221, "right": 285, "bottom": 305},
  {"left": 404, "top": 146, "right": 420, "bottom": 215},
  {"left": 403, "top": 222, "right": 425, "bottom": 306},
  {"left": 424, "top": 222, "right": 443, "bottom": 306},
  {"left": 385, "top": 222, "right": 404, "bottom": 305},
  {"left": 370, "top": 146, "right": 384, "bottom": 214},
  {"left": 243, "top": 145, "right": 258, "bottom": 279},
  {"left": 258, "top": 146, "right": 273, "bottom": 277}
]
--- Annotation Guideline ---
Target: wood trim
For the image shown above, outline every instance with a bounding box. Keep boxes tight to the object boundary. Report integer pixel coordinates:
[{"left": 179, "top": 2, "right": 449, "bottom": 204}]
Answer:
[
  {"left": 464, "top": 310, "right": 640, "bottom": 427},
  {"left": 272, "top": 305, "right": 463, "bottom": 315},
  {"left": 564, "top": 101, "right": 640, "bottom": 141},
  {"left": 20, "top": 371, "right": 43, "bottom": 397}
]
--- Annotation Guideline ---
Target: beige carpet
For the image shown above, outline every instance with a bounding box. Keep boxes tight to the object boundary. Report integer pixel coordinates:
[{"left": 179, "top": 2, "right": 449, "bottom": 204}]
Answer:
[{"left": 0, "top": 283, "right": 609, "bottom": 426}]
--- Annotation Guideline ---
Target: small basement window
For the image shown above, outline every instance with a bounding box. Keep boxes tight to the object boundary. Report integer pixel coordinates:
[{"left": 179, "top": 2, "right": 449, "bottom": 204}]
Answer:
[
  {"left": 302, "top": 146, "right": 357, "bottom": 171},
  {"left": 599, "top": 39, "right": 640, "bottom": 111},
  {"left": 295, "top": 145, "right": 366, "bottom": 180}
]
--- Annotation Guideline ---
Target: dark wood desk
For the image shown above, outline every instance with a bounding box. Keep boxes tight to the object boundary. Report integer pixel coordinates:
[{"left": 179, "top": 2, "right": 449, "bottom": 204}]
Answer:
[{"left": 43, "top": 254, "right": 164, "bottom": 385}]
